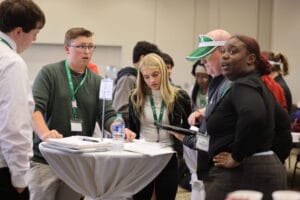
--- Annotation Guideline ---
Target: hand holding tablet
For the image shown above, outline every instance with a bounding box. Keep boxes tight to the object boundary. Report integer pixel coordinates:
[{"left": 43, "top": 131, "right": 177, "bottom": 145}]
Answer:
[{"left": 154, "top": 122, "right": 197, "bottom": 136}]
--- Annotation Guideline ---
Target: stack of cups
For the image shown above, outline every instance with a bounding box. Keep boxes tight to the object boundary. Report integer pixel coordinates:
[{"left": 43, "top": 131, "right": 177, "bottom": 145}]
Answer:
[{"left": 225, "top": 190, "right": 263, "bottom": 200}]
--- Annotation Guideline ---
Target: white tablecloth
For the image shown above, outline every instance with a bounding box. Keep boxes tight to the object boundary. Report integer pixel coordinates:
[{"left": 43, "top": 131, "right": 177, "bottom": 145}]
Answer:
[{"left": 39, "top": 141, "right": 173, "bottom": 200}]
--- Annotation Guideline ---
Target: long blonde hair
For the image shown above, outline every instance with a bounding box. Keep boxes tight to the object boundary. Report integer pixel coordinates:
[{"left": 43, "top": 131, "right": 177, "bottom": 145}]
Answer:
[{"left": 130, "top": 53, "right": 178, "bottom": 116}]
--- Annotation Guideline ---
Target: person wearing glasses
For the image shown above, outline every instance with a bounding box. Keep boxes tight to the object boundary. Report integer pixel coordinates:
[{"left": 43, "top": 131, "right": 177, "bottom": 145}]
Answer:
[
  {"left": 169, "top": 29, "right": 232, "bottom": 200},
  {"left": 0, "top": 1, "right": 45, "bottom": 199},
  {"left": 28, "top": 27, "right": 136, "bottom": 200}
]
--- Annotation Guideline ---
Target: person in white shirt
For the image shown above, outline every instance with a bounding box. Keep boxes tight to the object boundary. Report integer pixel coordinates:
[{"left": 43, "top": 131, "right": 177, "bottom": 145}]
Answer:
[{"left": 0, "top": 1, "right": 45, "bottom": 199}]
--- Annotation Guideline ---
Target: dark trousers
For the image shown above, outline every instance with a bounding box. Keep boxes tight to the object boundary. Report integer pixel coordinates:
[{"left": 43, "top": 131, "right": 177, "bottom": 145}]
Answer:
[
  {"left": 133, "top": 154, "right": 178, "bottom": 200},
  {"left": 0, "top": 167, "right": 29, "bottom": 200}
]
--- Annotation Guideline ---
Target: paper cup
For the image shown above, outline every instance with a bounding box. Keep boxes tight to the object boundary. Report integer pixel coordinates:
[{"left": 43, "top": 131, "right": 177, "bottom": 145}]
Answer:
[
  {"left": 226, "top": 190, "right": 263, "bottom": 200},
  {"left": 272, "top": 190, "right": 300, "bottom": 200}
]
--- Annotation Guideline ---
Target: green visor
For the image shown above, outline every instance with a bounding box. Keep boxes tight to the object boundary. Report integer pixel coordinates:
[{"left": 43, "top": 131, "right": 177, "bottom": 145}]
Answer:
[{"left": 186, "top": 35, "right": 225, "bottom": 62}]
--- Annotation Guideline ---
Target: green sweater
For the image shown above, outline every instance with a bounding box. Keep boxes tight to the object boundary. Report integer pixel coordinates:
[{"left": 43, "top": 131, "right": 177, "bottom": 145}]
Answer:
[{"left": 32, "top": 60, "right": 116, "bottom": 163}]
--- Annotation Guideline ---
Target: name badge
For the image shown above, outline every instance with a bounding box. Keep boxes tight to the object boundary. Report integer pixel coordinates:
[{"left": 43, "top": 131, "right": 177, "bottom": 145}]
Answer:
[
  {"left": 196, "top": 133, "right": 210, "bottom": 152},
  {"left": 72, "top": 100, "right": 77, "bottom": 108},
  {"left": 70, "top": 119, "right": 82, "bottom": 132}
]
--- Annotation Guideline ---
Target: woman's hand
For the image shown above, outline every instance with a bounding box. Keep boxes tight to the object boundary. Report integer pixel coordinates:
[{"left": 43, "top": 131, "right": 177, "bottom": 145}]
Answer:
[
  {"left": 168, "top": 131, "right": 185, "bottom": 141},
  {"left": 213, "top": 152, "right": 240, "bottom": 168},
  {"left": 125, "top": 128, "right": 136, "bottom": 142}
]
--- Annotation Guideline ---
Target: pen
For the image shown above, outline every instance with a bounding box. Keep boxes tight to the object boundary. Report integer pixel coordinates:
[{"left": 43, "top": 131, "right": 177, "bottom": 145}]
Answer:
[{"left": 82, "top": 138, "right": 99, "bottom": 143}]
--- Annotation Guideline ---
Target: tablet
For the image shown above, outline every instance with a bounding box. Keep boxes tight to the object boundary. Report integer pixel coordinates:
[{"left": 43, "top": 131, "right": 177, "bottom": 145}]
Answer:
[{"left": 154, "top": 122, "right": 197, "bottom": 136}]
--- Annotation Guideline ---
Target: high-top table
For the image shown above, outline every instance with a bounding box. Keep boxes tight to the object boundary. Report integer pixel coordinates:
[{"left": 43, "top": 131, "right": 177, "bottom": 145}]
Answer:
[{"left": 39, "top": 140, "right": 174, "bottom": 200}]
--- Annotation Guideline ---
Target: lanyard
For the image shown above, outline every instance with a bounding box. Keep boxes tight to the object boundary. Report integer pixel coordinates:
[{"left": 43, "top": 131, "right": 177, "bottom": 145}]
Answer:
[
  {"left": 198, "top": 88, "right": 207, "bottom": 108},
  {"left": 64, "top": 60, "right": 88, "bottom": 118},
  {"left": 221, "top": 83, "right": 232, "bottom": 98},
  {"left": 149, "top": 95, "right": 165, "bottom": 142},
  {"left": 0, "top": 38, "right": 12, "bottom": 49}
]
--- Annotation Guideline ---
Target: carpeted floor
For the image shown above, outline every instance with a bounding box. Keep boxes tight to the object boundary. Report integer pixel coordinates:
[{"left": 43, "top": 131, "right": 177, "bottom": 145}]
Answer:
[{"left": 175, "top": 186, "right": 191, "bottom": 200}]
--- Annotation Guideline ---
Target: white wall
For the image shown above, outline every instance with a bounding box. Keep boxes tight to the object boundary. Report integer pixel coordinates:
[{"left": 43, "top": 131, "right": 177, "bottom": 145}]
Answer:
[
  {"left": 272, "top": 0, "right": 300, "bottom": 103},
  {"left": 9, "top": 0, "right": 298, "bottom": 103}
]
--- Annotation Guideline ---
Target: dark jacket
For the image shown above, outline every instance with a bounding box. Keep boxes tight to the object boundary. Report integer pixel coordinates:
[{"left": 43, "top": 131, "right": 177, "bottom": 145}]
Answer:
[
  {"left": 183, "top": 75, "right": 232, "bottom": 179},
  {"left": 274, "top": 74, "right": 293, "bottom": 114},
  {"left": 206, "top": 71, "right": 292, "bottom": 163}
]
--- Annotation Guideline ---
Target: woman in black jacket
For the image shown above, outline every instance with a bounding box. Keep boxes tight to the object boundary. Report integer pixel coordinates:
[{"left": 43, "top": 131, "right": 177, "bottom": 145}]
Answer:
[
  {"left": 128, "top": 53, "right": 192, "bottom": 200},
  {"left": 204, "top": 35, "right": 289, "bottom": 200}
]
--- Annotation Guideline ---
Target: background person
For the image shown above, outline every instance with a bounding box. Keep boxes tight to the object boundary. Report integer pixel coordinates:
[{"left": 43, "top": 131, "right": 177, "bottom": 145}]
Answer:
[
  {"left": 160, "top": 52, "right": 179, "bottom": 87},
  {"left": 190, "top": 61, "right": 211, "bottom": 111},
  {"left": 0, "top": 0, "right": 45, "bottom": 199},
  {"left": 262, "top": 51, "right": 293, "bottom": 115},
  {"left": 128, "top": 53, "right": 192, "bottom": 200}
]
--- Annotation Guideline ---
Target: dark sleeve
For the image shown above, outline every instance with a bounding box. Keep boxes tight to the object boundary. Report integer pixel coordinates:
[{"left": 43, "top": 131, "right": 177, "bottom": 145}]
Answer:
[
  {"left": 230, "top": 84, "right": 267, "bottom": 162},
  {"left": 32, "top": 66, "right": 52, "bottom": 114},
  {"left": 276, "top": 76, "right": 293, "bottom": 113},
  {"left": 128, "top": 94, "right": 140, "bottom": 138},
  {"left": 174, "top": 90, "right": 196, "bottom": 149},
  {"left": 177, "top": 89, "right": 193, "bottom": 129},
  {"left": 112, "top": 75, "right": 136, "bottom": 125},
  {"left": 271, "top": 102, "right": 292, "bottom": 163},
  {"left": 284, "top": 86, "right": 293, "bottom": 114},
  {"left": 182, "top": 135, "right": 197, "bottom": 149}
]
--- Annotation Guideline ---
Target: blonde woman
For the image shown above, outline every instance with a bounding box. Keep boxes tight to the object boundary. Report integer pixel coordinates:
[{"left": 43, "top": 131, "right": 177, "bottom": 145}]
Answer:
[{"left": 128, "top": 53, "right": 192, "bottom": 200}]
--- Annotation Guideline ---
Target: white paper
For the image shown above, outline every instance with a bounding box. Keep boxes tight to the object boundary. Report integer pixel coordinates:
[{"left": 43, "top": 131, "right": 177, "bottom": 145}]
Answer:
[
  {"left": 124, "top": 140, "right": 175, "bottom": 156},
  {"left": 47, "top": 136, "right": 111, "bottom": 150},
  {"left": 99, "top": 78, "right": 113, "bottom": 100}
]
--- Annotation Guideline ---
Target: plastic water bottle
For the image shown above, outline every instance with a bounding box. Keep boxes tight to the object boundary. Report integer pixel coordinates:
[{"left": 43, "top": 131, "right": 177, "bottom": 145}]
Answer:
[{"left": 112, "top": 113, "right": 125, "bottom": 151}]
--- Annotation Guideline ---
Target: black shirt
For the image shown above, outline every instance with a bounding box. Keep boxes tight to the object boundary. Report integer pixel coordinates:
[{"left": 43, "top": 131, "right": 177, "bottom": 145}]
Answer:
[{"left": 206, "top": 72, "right": 276, "bottom": 162}]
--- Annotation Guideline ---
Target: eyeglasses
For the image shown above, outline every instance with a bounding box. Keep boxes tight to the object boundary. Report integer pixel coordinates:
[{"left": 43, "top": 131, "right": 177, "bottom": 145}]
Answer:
[{"left": 68, "top": 44, "right": 96, "bottom": 51}]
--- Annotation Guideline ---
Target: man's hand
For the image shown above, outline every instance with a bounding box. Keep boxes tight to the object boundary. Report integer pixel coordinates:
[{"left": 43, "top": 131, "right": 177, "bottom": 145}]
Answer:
[
  {"left": 188, "top": 109, "right": 205, "bottom": 125},
  {"left": 213, "top": 152, "right": 240, "bottom": 168},
  {"left": 40, "top": 130, "right": 63, "bottom": 141}
]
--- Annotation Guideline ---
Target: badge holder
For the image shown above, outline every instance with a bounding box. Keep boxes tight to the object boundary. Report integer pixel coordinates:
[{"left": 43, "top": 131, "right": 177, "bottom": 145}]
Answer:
[
  {"left": 70, "top": 100, "right": 83, "bottom": 135},
  {"left": 70, "top": 119, "right": 83, "bottom": 134},
  {"left": 99, "top": 78, "right": 113, "bottom": 141},
  {"left": 195, "top": 132, "right": 210, "bottom": 152}
]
